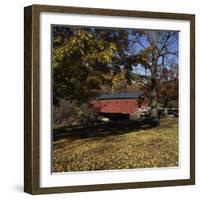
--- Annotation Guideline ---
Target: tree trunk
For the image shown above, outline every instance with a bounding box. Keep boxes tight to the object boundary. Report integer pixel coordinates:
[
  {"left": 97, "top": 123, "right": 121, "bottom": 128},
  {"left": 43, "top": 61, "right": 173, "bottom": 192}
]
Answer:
[
  {"left": 150, "top": 63, "right": 159, "bottom": 121},
  {"left": 151, "top": 78, "right": 158, "bottom": 119}
]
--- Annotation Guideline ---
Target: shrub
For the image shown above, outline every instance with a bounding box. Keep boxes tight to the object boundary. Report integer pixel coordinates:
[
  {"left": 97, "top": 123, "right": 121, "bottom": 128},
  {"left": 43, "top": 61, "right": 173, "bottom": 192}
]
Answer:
[{"left": 53, "top": 99, "right": 98, "bottom": 126}]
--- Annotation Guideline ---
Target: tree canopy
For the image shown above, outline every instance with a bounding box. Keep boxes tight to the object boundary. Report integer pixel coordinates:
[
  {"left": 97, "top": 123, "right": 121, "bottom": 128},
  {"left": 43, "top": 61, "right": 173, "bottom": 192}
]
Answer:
[
  {"left": 53, "top": 27, "right": 117, "bottom": 104},
  {"left": 52, "top": 26, "right": 179, "bottom": 119}
]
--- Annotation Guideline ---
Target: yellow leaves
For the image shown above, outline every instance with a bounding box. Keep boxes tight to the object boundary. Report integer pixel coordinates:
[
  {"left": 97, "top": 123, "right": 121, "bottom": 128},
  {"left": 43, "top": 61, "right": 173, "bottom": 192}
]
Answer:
[
  {"left": 110, "top": 42, "right": 117, "bottom": 51},
  {"left": 53, "top": 30, "right": 117, "bottom": 70},
  {"left": 53, "top": 117, "right": 178, "bottom": 172},
  {"left": 136, "top": 52, "right": 149, "bottom": 65},
  {"left": 136, "top": 45, "right": 156, "bottom": 65},
  {"left": 141, "top": 56, "right": 148, "bottom": 62},
  {"left": 52, "top": 29, "right": 119, "bottom": 103},
  {"left": 53, "top": 35, "right": 62, "bottom": 44},
  {"left": 112, "top": 71, "right": 125, "bottom": 84}
]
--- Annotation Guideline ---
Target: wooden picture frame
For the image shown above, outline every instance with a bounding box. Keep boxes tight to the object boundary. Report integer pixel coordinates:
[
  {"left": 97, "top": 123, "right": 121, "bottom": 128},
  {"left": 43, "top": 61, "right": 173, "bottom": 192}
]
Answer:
[{"left": 24, "top": 4, "right": 195, "bottom": 194}]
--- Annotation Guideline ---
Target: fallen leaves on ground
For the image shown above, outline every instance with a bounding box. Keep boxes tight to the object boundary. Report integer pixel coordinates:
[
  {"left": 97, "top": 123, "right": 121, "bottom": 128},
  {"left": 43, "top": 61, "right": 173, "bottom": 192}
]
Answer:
[{"left": 53, "top": 117, "right": 178, "bottom": 172}]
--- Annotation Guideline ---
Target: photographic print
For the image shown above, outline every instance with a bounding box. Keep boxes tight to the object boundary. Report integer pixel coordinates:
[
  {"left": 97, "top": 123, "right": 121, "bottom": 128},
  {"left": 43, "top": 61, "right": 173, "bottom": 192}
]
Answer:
[
  {"left": 52, "top": 26, "right": 179, "bottom": 172},
  {"left": 24, "top": 5, "right": 195, "bottom": 194}
]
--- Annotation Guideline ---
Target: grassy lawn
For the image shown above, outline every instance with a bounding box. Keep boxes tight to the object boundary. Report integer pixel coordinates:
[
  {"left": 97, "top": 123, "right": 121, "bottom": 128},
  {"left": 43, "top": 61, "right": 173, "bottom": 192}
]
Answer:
[{"left": 53, "top": 117, "right": 178, "bottom": 172}]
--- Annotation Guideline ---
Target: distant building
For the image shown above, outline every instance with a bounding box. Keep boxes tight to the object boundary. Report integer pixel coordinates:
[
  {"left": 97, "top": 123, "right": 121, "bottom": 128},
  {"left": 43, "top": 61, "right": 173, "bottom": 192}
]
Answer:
[{"left": 91, "top": 92, "right": 149, "bottom": 119}]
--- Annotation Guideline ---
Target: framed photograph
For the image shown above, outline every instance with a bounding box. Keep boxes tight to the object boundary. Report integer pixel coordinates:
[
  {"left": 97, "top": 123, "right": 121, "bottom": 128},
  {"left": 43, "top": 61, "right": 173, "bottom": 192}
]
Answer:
[{"left": 24, "top": 4, "right": 195, "bottom": 194}]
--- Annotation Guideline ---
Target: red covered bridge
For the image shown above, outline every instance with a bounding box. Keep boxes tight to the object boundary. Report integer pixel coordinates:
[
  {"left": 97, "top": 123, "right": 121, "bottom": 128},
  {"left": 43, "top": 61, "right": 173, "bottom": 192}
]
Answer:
[{"left": 91, "top": 92, "right": 149, "bottom": 119}]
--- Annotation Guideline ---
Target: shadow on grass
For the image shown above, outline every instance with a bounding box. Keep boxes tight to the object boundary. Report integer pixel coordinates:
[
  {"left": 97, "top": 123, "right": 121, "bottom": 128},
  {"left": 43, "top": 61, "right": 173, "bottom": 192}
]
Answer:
[{"left": 53, "top": 118, "right": 159, "bottom": 141}]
